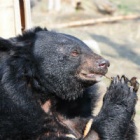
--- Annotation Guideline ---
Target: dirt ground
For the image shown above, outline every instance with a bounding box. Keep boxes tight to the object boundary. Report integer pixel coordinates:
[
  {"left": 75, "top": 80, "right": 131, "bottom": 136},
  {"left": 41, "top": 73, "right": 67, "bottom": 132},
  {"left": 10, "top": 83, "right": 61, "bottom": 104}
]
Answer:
[{"left": 31, "top": 0, "right": 140, "bottom": 138}]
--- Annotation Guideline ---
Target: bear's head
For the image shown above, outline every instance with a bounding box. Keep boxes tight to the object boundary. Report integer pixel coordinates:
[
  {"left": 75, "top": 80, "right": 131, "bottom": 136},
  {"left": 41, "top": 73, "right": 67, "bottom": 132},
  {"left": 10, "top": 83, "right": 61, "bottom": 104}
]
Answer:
[{"left": 0, "top": 27, "right": 109, "bottom": 101}]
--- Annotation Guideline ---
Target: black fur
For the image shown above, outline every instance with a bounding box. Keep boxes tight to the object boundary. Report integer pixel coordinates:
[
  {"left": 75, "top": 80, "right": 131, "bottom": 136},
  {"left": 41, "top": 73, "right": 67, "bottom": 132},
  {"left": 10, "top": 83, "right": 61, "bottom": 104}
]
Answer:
[{"left": 0, "top": 27, "right": 137, "bottom": 140}]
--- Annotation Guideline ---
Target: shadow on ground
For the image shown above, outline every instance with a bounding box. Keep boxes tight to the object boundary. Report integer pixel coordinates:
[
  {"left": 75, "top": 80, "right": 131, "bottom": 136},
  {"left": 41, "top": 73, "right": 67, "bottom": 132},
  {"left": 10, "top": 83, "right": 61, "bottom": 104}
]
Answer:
[{"left": 90, "top": 34, "right": 140, "bottom": 65}]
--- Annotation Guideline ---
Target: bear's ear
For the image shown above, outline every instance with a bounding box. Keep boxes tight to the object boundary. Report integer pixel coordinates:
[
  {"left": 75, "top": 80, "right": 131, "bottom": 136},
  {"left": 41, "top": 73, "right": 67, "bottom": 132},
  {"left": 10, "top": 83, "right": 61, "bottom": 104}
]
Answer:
[
  {"left": 0, "top": 37, "right": 11, "bottom": 51},
  {"left": 0, "top": 37, "right": 12, "bottom": 62}
]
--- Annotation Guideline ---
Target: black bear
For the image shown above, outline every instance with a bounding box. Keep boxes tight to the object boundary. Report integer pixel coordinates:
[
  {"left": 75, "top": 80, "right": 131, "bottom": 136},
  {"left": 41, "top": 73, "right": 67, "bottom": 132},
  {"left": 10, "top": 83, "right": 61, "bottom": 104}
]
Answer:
[{"left": 0, "top": 27, "right": 138, "bottom": 140}]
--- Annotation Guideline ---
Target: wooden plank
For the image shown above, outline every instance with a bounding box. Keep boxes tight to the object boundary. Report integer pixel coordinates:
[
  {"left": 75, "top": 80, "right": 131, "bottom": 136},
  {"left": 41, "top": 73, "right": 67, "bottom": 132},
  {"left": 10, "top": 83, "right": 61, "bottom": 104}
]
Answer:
[
  {"left": 13, "top": 0, "right": 22, "bottom": 35},
  {"left": 0, "top": 0, "right": 16, "bottom": 38},
  {"left": 23, "top": 0, "right": 32, "bottom": 30},
  {"left": 53, "top": 14, "right": 140, "bottom": 28},
  {"left": 19, "top": 0, "right": 25, "bottom": 31}
]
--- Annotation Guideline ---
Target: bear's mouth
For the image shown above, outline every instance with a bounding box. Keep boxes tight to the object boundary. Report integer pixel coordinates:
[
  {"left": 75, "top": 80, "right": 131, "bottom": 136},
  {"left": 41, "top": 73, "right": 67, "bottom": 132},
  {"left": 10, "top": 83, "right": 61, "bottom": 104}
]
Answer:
[{"left": 79, "top": 70, "right": 105, "bottom": 82}]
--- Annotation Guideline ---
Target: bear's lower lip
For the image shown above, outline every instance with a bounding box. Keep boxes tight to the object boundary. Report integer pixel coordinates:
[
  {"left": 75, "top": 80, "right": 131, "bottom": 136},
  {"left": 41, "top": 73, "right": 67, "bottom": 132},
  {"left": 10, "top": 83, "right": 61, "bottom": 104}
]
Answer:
[{"left": 79, "top": 73, "right": 104, "bottom": 82}]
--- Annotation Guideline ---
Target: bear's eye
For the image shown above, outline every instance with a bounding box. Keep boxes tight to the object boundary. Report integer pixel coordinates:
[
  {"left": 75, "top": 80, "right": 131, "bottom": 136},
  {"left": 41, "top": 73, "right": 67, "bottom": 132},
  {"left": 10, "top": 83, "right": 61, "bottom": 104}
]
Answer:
[{"left": 71, "top": 50, "right": 80, "bottom": 57}]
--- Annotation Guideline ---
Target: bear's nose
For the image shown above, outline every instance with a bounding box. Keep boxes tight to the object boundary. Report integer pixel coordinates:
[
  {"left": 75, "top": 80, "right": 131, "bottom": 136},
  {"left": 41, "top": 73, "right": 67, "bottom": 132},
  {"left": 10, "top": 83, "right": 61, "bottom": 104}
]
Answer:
[{"left": 98, "top": 59, "right": 110, "bottom": 68}]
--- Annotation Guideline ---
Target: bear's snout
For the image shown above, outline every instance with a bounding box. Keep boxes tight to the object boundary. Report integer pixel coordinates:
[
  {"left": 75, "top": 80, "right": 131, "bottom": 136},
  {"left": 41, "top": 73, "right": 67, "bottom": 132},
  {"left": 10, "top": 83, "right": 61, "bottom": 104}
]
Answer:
[
  {"left": 77, "top": 54, "right": 110, "bottom": 83},
  {"left": 97, "top": 59, "right": 110, "bottom": 70}
]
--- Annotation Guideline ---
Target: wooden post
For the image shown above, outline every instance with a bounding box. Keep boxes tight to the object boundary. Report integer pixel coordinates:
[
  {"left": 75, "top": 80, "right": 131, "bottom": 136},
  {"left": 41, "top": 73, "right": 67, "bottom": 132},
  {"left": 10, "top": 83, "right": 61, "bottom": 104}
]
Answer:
[
  {"left": 19, "top": 0, "right": 32, "bottom": 31},
  {"left": 0, "top": 0, "right": 32, "bottom": 38},
  {"left": 0, "top": 0, "right": 19, "bottom": 38},
  {"left": 23, "top": 0, "right": 32, "bottom": 29},
  {"left": 13, "top": 0, "right": 22, "bottom": 35}
]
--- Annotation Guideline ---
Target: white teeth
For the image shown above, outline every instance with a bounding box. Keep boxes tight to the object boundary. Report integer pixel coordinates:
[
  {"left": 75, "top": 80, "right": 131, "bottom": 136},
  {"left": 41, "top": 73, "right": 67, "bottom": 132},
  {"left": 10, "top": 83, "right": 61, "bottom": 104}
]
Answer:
[
  {"left": 86, "top": 74, "right": 95, "bottom": 77},
  {"left": 79, "top": 71, "right": 104, "bottom": 82}
]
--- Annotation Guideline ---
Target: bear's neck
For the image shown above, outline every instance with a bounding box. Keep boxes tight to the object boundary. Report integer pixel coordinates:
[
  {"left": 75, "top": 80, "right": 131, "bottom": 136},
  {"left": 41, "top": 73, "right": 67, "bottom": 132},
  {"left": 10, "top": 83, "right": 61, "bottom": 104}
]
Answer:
[{"left": 43, "top": 93, "right": 93, "bottom": 119}]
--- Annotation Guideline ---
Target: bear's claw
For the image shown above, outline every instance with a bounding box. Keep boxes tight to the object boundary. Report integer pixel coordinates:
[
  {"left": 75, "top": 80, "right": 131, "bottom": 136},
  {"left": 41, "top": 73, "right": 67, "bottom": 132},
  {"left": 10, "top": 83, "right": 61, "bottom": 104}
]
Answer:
[
  {"left": 111, "top": 75, "right": 139, "bottom": 93},
  {"left": 129, "top": 77, "right": 139, "bottom": 93}
]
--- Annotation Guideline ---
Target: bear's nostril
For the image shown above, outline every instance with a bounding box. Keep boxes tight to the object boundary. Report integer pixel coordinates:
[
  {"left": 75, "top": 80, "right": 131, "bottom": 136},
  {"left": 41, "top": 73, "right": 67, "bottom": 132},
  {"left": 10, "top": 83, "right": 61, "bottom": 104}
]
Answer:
[
  {"left": 99, "top": 62, "right": 106, "bottom": 67},
  {"left": 98, "top": 59, "right": 110, "bottom": 68}
]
